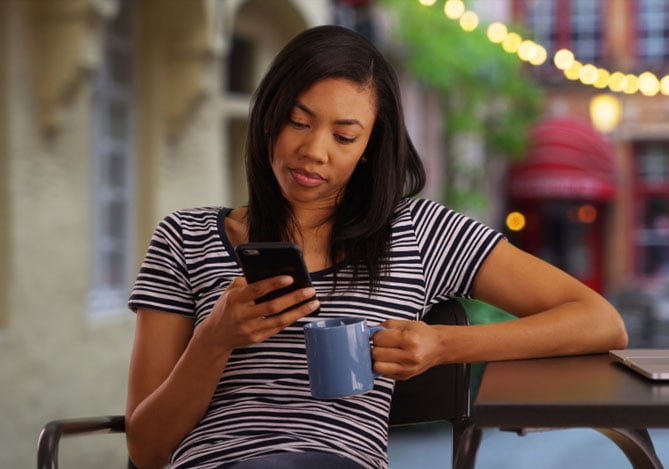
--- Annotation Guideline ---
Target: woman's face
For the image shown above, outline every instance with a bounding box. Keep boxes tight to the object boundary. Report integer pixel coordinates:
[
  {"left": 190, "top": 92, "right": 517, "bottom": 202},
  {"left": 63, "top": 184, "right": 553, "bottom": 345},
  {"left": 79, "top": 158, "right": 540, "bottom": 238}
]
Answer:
[{"left": 271, "top": 77, "right": 377, "bottom": 212}]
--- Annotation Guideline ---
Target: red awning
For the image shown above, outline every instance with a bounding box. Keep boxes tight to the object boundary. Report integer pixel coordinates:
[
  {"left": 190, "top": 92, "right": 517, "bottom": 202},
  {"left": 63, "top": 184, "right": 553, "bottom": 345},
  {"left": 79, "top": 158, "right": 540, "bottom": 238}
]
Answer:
[{"left": 508, "top": 117, "right": 618, "bottom": 200}]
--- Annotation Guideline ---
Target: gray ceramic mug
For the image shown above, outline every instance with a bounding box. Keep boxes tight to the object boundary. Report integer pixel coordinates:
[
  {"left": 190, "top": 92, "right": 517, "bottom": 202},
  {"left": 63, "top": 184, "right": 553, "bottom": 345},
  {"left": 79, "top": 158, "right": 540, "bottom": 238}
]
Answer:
[{"left": 304, "top": 317, "right": 384, "bottom": 399}]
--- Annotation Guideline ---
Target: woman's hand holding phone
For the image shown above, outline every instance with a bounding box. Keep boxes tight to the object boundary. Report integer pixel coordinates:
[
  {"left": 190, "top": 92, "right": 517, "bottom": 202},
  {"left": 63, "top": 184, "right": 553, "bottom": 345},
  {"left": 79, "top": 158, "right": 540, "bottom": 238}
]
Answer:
[
  {"left": 197, "top": 243, "right": 319, "bottom": 351},
  {"left": 199, "top": 275, "right": 319, "bottom": 353}
]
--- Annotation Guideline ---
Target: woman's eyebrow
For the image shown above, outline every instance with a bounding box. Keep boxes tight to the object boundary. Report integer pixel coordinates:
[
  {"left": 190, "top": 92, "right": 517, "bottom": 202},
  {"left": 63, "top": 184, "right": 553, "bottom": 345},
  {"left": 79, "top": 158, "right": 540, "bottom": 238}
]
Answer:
[{"left": 295, "top": 101, "right": 364, "bottom": 129}]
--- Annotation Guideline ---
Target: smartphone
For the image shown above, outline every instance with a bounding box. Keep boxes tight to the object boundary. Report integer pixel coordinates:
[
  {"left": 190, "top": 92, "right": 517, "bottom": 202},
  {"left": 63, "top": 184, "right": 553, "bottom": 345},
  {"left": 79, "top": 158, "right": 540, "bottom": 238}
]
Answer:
[{"left": 235, "top": 242, "right": 315, "bottom": 305}]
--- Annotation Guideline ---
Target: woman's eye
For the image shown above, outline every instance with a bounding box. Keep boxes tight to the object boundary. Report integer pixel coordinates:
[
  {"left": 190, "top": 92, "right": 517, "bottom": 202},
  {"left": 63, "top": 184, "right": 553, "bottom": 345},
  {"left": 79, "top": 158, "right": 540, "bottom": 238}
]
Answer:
[
  {"left": 288, "top": 118, "right": 308, "bottom": 129},
  {"left": 335, "top": 134, "right": 357, "bottom": 144}
]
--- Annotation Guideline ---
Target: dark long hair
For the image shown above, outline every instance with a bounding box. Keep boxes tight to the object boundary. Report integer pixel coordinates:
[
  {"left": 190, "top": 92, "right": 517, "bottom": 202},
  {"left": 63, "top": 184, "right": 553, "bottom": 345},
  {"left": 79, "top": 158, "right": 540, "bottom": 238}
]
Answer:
[{"left": 246, "top": 25, "right": 425, "bottom": 289}]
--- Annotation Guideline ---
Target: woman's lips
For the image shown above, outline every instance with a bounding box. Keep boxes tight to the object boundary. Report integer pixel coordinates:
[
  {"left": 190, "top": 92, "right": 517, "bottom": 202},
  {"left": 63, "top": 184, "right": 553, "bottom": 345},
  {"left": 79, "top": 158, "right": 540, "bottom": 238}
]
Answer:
[{"left": 290, "top": 168, "right": 325, "bottom": 187}]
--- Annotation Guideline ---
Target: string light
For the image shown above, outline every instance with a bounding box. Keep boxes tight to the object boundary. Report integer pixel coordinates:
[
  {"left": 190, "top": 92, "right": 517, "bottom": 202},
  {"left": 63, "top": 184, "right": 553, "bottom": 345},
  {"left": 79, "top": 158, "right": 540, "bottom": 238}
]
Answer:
[
  {"left": 443, "top": 0, "right": 465, "bottom": 19},
  {"left": 593, "top": 69, "right": 609, "bottom": 89},
  {"left": 421, "top": 0, "right": 669, "bottom": 96},
  {"left": 624, "top": 75, "right": 639, "bottom": 94},
  {"left": 661, "top": 76, "right": 669, "bottom": 95},
  {"left": 609, "top": 72, "right": 627, "bottom": 92},
  {"left": 486, "top": 22, "right": 507, "bottom": 43},
  {"left": 501, "top": 32, "right": 522, "bottom": 54},
  {"left": 459, "top": 10, "right": 479, "bottom": 31},
  {"left": 554, "top": 49, "right": 575, "bottom": 70}
]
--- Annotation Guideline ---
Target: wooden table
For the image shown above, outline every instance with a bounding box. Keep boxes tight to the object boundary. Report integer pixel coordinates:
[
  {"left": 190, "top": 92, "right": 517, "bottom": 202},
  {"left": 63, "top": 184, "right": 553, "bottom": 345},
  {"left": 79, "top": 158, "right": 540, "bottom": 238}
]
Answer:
[{"left": 473, "top": 354, "right": 669, "bottom": 468}]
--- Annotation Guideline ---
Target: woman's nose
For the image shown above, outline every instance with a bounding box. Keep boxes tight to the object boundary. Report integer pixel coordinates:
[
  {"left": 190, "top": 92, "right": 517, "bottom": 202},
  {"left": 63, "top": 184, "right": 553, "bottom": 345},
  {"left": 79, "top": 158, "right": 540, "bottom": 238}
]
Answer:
[{"left": 300, "top": 131, "right": 328, "bottom": 162}]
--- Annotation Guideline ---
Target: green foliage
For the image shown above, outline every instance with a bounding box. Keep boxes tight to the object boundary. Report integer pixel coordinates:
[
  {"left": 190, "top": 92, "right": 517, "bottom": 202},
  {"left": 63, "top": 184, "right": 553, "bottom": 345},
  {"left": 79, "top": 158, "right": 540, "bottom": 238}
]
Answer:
[
  {"left": 461, "top": 298, "right": 516, "bottom": 324},
  {"left": 383, "top": 0, "right": 542, "bottom": 152},
  {"left": 381, "top": 0, "right": 544, "bottom": 211},
  {"left": 459, "top": 298, "right": 516, "bottom": 397}
]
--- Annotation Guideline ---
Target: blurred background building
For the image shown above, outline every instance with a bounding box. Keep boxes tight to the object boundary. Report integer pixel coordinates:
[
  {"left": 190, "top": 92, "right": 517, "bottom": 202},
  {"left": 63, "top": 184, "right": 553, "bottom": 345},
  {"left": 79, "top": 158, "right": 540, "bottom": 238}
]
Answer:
[
  {"left": 3, "top": 0, "right": 669, "bottom": 467},
  {"left": 504, "top": 0, "right": 669, "bottom": 345}
]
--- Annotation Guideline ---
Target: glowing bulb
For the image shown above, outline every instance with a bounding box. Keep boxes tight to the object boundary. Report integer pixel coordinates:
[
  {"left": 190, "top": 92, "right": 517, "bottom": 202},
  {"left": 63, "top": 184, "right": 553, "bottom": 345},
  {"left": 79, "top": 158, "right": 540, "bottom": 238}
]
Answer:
[
  {"left": 553, "top": 49, "right": 575, "bottom": 70},
  {"left": 608, "top": 72, "right": 627, "bottom": 92},
  {"left": 638, "top": 71, "right": 660, "bottom": 96},
  {"left": 506, "top": 212, "right": 526, "bottom": 232},
  {"left": 529, "top": 45, "right": 547, "bottom": 65},
  {"left": 459, "top": 11, "right": 479, "bottom": 31},
  {"left": 624, "top": 74, "right": 639, "bottom": 94},
  {"left": 661, "top": 75, "right": 669, "bottom": 95},
  {"left": 590, "top": 94, "right": 622, "bottom": 133},
  {"left": 579, "top": 64, "right": 599, "bottom": 84},
  {"left": 518, "top": 40, "right": 537, "bottom": 62},
  {"left": 593, "top": 68, "right": 610, "bottom": 89},
  {"left": 444, "top": 0, "right": 465, "bottom": 19},
  {"left": 502, "top": 32, "right": 522, "bottom": 53},
  {"left": 564, "top": 61, "right": 582, "bottom": 80},
  {"left": 487, "top": 22, "right": 507, "bottom": 43},
  {"left": 577, "top": 204, "right": 597, "bottom": 223}
]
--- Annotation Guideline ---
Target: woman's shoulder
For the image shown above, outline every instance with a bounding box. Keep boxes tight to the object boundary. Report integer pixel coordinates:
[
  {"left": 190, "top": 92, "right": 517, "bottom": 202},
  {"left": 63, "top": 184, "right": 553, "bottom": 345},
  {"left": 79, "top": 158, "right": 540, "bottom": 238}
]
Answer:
[
  {"left": 161, "top": 206, "right": 229, "bottom": 223},
  {"left": 169, "top": 206, "right": 229, "bottom": 217},
  {"left": 394, "top": 197, "right": 452, "bottom": 219},
  {"left": 154, "top": 206, "right": 230, "bottom": 235},
  {"left": 394, "top": 198, "right": 496, "bottom": 235}
]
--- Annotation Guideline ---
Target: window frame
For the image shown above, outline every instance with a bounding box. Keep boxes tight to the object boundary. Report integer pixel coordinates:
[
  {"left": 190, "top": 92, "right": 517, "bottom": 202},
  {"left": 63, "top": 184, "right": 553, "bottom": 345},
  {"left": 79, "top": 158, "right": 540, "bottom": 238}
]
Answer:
[
  {"left": 633, "top": 141, "right": 669, "bottom": 279},
  {"left": 519, "top": 0, "right": 604, "bottom": 78},
  {"left": 88, "top": 0, "right": 136, "bottom": 317},
  {"left": 635, "top": 0, "right": 669, "bottom": 71}
]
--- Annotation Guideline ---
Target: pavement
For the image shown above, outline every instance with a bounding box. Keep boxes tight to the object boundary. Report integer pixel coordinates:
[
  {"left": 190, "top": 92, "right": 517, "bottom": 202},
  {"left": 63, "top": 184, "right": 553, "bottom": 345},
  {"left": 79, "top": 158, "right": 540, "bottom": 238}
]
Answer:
[{"left": 389, "top": 424, "right": 669, "bottom": 468}]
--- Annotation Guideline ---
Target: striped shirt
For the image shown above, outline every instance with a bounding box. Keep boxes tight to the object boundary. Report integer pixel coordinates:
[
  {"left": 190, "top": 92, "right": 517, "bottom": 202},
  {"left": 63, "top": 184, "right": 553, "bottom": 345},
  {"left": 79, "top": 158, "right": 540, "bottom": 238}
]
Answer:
[{"left": 128, "top": 197, "right": 502, "bottom": 468}]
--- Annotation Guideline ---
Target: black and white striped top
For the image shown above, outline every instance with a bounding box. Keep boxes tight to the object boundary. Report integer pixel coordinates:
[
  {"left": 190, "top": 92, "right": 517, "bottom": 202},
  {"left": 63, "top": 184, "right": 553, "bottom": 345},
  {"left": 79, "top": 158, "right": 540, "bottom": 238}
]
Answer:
[{"left": 128, "top": 197, "right": 502, "bottom": 468}]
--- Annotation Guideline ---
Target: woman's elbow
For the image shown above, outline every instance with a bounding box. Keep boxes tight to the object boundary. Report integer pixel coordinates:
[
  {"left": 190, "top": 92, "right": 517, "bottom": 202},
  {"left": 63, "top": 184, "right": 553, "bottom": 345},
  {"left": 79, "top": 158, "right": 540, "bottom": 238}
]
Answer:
[
  {"left": 126, "top": 425, "right": 171, "bottom": 469},
  {"left": 601, "top": 303, "right": 629, "bottom": 351},
  {"left": 610, "top": 316, "right": 629, "bottom": 350},
  {"left": 127, "top": 445, "right": 170, "bottom": 469}
]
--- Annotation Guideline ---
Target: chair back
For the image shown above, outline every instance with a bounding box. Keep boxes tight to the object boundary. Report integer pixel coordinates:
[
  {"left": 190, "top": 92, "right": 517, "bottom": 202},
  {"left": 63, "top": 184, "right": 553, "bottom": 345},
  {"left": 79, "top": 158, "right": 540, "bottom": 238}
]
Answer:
[{"left": 389, "top": 299, "right": 471, "bottom": 426}]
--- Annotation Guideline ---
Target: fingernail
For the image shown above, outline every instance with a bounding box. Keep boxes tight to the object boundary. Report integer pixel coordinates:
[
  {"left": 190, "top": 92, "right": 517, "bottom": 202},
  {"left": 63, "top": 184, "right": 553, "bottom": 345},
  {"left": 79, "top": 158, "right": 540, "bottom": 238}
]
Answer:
[
  {"left": 308, "top": 300, "right": 320, "bottom": 310},
  {"left": 303, "top": 288, "right": 316, "bottom": 298},
  {"left": 280, "top": 276, "right": 293, "bottom": 285}
]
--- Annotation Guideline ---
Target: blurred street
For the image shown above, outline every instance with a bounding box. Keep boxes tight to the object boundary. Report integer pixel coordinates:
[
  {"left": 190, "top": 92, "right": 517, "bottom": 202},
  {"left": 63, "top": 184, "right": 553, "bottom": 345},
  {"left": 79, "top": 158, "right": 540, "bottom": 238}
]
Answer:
[{"left": 389, "top": 423, "right": 669, "bottom": 468}]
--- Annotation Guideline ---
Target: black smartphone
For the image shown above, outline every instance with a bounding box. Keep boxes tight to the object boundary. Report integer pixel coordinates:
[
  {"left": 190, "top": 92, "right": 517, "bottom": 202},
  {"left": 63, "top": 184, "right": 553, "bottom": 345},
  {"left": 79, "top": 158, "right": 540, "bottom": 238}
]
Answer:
[{"left": 235, "top": 242, "right": 315, "bottom": 305}]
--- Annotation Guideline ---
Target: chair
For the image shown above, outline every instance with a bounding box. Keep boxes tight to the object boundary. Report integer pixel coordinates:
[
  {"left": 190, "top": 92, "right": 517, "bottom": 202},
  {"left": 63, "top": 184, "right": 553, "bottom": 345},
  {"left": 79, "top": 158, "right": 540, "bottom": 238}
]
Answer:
[
  {"left": 38, "top": 299, "right": 479, "bottom": 469},
  {"left": 389, "top": 299, "right": 480, "bottom": 469}
]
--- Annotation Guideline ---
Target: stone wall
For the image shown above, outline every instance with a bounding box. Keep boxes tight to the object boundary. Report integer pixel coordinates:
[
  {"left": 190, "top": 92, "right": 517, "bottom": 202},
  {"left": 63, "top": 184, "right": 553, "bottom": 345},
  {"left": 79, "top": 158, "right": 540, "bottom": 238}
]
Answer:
[{"left": 0, "top": 1, "right": 328, "bottom": 467}]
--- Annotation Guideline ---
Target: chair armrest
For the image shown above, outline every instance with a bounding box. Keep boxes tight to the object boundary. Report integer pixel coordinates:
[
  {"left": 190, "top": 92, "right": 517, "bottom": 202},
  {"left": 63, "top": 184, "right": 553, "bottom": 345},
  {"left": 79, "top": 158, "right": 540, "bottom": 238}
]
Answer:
[{"left": 37, "top": 415, "right": 126, "bottom": 469}]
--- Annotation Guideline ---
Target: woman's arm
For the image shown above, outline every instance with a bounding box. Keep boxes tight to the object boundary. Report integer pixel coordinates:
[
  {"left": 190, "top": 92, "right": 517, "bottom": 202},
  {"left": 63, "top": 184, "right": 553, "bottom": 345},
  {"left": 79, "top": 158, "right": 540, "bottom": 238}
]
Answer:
[
  {"left": 464, "top": 238, "right": 627, "bottom": 359},
  {"left": 374, "top": 239, "right": 628, "bottom": 379},
  {"left": 125, "top": 276, "right": 320, "bottom": 468},
  {"left": 125, "top": 308, "right": 225, "bottom": 468}
]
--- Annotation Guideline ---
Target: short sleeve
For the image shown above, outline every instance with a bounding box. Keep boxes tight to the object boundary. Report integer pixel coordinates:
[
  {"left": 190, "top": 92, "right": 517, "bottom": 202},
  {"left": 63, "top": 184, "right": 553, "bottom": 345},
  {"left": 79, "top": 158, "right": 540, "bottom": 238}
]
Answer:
[
  {"left": 410, "top": 199, "right": 503, "bottom": 300},
  {"left": 128, "top": 212, "right": 195, "bottom": 317}
]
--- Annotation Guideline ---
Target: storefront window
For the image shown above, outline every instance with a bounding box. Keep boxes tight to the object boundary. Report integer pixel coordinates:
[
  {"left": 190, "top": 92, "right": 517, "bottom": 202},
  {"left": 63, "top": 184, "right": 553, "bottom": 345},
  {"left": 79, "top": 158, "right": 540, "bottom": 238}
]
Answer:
[
  {"left": 637, "top": 0, "right": 669, "bottom": 66},
  {"left": 637, "top": 143, "right": 669, "bottom": 184},
  {"left": 536, "top": 202, "right": 594, "bottom": 279},
  {"left": 569, "top": 0, "right": 602, "bottom": 64},
  {"left": 635, "top": 142, "right": 669, "bottom": 277},
  {"left": 524, "top": 0, "right": 602, "bottom": 66}
]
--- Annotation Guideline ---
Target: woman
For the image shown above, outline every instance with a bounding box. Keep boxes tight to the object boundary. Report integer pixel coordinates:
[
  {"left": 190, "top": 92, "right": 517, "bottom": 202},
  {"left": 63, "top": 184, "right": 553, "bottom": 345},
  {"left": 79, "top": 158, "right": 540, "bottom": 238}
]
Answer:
[{"left": 125, "top": 25, "right": 627, "bottom": 469}]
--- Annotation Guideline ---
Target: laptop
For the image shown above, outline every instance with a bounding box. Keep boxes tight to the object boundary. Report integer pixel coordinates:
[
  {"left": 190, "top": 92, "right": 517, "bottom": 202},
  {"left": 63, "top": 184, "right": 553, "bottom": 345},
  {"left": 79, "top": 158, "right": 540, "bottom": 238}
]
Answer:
[{"left": 610, "top": 349, "right": 669, "bottom": 380}]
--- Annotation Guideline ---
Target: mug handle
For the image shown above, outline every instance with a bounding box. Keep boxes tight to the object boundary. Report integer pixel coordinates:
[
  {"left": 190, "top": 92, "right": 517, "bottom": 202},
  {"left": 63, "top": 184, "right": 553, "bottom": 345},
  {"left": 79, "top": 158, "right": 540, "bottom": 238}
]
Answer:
[{"left": 369, "top": 325, "right": 385, "bottom": 378}]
